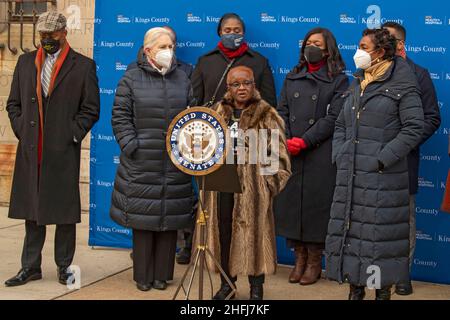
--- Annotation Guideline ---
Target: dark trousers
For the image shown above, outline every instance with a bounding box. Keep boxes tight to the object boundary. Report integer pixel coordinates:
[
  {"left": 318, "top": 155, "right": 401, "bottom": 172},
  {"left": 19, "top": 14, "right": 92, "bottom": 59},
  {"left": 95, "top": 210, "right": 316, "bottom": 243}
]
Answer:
[
  {"left": 21, "top": 220, "right": 76, "bottom": 269},
  {"left": 132, "top": 229, "right": 177, "bottom": 285},
  {"left": 218, "top": 192, "right": 265, "bottom": 286},
  {"left": 179, "top": 227, "right": 194, "bottom": 249}
]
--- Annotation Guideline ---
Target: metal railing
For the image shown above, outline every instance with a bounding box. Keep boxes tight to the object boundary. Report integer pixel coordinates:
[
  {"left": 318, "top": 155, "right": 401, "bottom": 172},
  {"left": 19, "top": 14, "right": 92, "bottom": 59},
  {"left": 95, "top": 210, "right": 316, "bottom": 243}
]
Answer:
[{"left": 0, "top": 0, "right": 57, "bottom": 55}]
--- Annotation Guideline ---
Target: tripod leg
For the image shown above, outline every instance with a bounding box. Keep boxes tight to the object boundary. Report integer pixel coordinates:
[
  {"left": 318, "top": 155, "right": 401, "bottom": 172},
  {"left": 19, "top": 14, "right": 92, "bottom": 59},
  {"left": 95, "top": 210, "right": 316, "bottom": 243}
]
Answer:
[
  {"left": 172, "top": 248, "right": 200, "bottom": 300},
  {"left": 205, "top": 248, "right": 237, "bottom": 300},
  {"left": 204, "top": 254, "right": 214, "bottom": 299},
  {"left": 185, "top": 247, "right": 202, "bottom": 300},
  {"left": 199, "top": 249, "right": 204, "bottom": 300}
]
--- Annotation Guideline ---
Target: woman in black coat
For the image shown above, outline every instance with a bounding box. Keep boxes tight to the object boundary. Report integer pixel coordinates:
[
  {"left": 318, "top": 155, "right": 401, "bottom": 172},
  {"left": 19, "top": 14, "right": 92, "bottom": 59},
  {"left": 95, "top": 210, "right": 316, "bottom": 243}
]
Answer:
[
  {"left": 110, "top": 27, "right": 194, "bottom": 292},
  {"left": 191, "top": 12, "right": 276, "bottom": 107},
  {"left": 325, "top": 29, "right": 424, "bottom": 300},
  {"left": 274, "top": 28, "right": 349, "bottom": 286}
]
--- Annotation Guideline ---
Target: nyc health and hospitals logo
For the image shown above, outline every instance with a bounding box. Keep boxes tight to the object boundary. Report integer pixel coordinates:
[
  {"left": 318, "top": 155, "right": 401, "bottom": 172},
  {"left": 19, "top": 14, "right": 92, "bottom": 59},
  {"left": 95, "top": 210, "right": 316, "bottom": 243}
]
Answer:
[
  {"left": 340, "top": 14, "right": 357, "bottom": 24},
  {"left": 261, "top": 13, "right": 277, "bottom": 23},
  {"left": 166, "top": 107, "right": 229, "bottom": 176},
  {"left": 186, "top": 13, "right": 221, "bottom": 24},
  {"left": 339, "top": 5, "right": 404, "bottom": 28},
  {"left": 187, "top": 13, "right": 202, "bottom": 23},
  {"left": 115, "top": 61, "right": 127, "bottom": 71},
  {"left": 117, "top": 15, "right": 131, "bottom": 24},
  {"left": 425, "top": 15, "right": 444, "bottom": 25}
]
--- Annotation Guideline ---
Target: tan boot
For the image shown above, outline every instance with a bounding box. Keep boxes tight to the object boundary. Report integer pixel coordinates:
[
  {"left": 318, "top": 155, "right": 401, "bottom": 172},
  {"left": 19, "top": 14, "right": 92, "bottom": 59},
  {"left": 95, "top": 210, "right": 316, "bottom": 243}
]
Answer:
[
  {"left": 288, "top": 245, "right": 307, "bottom": 283},
  {"left": 300, "top": 246, "right": 323, "bottom": 285}
]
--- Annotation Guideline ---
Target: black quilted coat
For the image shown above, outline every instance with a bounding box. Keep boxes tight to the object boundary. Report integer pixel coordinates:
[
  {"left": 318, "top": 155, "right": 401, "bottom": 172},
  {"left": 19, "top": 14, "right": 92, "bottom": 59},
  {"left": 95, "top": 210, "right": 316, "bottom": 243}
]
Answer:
[
  {"left": 325, "top": 57, "right": 424, "bottom": 287},
  {"left": 110, "top": 52, "right": 194, "bottom": 231}
]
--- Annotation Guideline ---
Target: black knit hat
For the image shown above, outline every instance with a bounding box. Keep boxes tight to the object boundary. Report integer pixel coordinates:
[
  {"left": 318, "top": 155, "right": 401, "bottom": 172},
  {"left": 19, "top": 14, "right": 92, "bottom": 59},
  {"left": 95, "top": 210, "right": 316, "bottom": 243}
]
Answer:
[{"left": 217, "top": 13, "right": 245, "bottom": 36}]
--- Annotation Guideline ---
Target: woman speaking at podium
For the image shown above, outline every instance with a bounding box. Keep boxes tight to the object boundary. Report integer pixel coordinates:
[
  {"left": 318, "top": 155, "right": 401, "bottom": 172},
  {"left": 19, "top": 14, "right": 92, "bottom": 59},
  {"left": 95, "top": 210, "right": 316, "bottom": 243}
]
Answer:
[
  {"left": 201, "top": 66, "right": 291, "bottom": 300},
  {"left": 181, "top": 12, "right": 277, "bottom": 268},
  {"left": 109, "top": 27, "right": 195, "bottom": 292}
]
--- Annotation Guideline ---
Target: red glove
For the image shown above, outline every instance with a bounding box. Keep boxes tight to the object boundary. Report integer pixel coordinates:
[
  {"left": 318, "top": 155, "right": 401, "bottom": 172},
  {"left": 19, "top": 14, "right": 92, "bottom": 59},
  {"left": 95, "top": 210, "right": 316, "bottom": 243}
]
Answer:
[
  {"left": 293, "top": 137, "right": 307, "bottom": 150},
  {"left": 287, "top": 139, "right": 301, "bottom": 155},
  {"left": 287, "top": 138, "right": 307, "bottom": 156}
]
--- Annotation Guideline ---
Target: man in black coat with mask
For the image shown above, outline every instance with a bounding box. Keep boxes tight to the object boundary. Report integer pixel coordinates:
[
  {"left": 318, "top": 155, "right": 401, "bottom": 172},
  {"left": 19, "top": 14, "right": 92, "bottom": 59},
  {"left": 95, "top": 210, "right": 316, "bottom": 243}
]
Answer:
[{"left": 4, "top": 11, "right": 100, "bottom": 287}]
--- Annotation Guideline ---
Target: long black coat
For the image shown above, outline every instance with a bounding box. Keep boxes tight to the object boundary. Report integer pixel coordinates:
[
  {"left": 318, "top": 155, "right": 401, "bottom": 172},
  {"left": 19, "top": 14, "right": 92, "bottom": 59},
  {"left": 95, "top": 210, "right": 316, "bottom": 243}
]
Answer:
[
  {"left": 274, "top": 66, "right": 349, "bottom": 243},
  {"left": 6, "top": 49, "right": 100, "bottom": 225},
  {"left": 191, "top": 47, "right": 277, "bottom": 107},
  {"left": 325, "top": 57, "right": 424, "bottom": 287},
  {"left": 406, "top": 57, "right": 441, "bottom": 195},
  {"left": 110, "top": 51, "right": 194, "bottom": 231}
]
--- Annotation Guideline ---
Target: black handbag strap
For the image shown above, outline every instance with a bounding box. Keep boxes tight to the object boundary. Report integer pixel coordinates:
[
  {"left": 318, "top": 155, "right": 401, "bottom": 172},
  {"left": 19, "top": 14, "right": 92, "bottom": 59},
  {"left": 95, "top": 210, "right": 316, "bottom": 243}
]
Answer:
[{"left": 204, "top": 58, "right": 236, "bottom": 107}]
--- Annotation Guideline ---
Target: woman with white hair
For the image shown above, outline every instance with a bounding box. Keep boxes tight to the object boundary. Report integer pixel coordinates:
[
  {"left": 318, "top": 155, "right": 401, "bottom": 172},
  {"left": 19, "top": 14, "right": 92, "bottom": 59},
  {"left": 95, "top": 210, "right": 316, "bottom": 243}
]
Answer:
[{"left": 110, "top": 27, "right": 195, "bottom": 292}]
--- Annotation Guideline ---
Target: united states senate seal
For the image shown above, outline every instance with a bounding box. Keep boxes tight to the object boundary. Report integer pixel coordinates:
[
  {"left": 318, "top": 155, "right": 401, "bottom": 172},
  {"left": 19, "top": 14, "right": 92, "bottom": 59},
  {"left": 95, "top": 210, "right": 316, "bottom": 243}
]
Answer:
[{"left": 166, "top": 107, "right": 229, "bottom": 176}]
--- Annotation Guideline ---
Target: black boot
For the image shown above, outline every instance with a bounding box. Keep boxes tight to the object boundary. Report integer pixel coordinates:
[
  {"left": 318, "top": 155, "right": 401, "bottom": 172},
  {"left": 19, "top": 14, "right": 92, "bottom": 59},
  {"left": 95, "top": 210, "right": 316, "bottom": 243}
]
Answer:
[
  {"left": 395, "top": 280, "right": 413, "bottom": 296},
  {"left": 376, "top": 286, "right": 392, "bottom": 300},
  {"left": 136, "top": 282, "right": 152, "bottom": 291},
  {"left": 153, "top": 280, "right": 168, "bottom": 290},
  {"left": 250, "top": 284, "right": 263, "bottom": 300},
  {"left": 5, "top": 268, "right": 42, "bottom": 287},
  {"left": 176, "top": 247, "right": 192, "bottom": 265},
  {"left": 57, "top": 266, "right": 75, "bottom": 285},
  {"left": 176, "top": 230, "right": 193, "bottom": 265},
  {"left": 213, "top": 283, "right": 235, "bottom": 300},
  {"left": 348, "top": 285, "right": 366, "bottom": 300},
  {"left": 249, "top": 274, "right": 265, "bottom": 300}
]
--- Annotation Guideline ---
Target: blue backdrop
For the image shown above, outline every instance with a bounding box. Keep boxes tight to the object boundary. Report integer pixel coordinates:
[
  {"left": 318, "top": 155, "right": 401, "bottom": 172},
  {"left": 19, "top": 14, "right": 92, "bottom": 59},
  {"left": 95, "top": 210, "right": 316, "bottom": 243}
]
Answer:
[{"left": 89, "top": 0, "right": 450, "bottom": 285}]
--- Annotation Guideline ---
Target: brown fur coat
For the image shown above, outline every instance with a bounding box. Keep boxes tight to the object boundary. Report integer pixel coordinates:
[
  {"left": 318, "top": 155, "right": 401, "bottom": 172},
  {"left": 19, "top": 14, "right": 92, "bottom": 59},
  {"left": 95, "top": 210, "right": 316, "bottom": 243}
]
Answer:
[{"left": 195, "top": 91, "right": 291, "bottom": 277}]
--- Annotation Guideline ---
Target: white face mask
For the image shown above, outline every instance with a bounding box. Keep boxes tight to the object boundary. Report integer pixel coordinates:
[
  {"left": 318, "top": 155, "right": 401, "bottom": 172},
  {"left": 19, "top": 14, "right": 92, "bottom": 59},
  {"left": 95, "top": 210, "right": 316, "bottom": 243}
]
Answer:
[
  {"left": 353, "top": 49, "right": 376, "bottom": 70},
  {"left": 153, "top": 49, "right": 173, "bottom": 69}
]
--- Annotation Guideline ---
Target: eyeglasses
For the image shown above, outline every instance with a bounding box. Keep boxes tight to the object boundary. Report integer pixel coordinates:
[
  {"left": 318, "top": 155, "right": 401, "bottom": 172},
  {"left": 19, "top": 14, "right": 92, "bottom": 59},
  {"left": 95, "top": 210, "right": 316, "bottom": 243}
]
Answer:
[{"left": 228, "top": 80, "right": 254, "bottom": 89}]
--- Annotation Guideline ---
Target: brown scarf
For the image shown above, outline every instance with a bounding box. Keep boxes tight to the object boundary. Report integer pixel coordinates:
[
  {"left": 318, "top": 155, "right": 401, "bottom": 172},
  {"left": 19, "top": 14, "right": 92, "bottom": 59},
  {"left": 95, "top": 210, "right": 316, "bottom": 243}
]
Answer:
[
  {"left": 360, "top": 59, "right": 393, "bottom": 93},
  {"left": 34, "top": 42, "right": 71, "bottom": 164}
]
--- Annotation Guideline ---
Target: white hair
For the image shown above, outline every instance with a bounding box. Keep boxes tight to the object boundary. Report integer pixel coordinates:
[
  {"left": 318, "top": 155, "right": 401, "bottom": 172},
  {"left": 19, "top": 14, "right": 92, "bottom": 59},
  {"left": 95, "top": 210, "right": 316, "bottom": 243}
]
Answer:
[{"left": 143, "top": 27, "right": 174, "bottom": 50}]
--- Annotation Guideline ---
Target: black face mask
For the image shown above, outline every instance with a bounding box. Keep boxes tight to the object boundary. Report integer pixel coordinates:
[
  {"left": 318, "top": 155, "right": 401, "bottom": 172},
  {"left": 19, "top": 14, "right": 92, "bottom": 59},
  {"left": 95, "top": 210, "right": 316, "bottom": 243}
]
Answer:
[
  {"left": 304, "top": 45, "right": 325, "bottom": 64},
  {"left": 41, "top": 38, "right": 61, "bottom": 55},
  {"left": 221, "top": 33, "right": 244, "bottom": 50}
]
